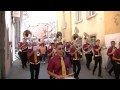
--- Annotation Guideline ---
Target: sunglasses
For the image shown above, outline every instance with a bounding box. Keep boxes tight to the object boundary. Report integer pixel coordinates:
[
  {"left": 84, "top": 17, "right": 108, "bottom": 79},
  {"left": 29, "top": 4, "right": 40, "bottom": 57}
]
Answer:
[{"left": 58, "top": 48, "right": 64, "bottom": 50}]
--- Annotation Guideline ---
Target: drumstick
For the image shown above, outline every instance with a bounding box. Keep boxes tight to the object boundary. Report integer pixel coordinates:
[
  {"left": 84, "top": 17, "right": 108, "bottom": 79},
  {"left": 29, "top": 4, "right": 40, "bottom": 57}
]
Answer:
[{"left": 65, "top": 72, "right": 75, "bottom": 78}]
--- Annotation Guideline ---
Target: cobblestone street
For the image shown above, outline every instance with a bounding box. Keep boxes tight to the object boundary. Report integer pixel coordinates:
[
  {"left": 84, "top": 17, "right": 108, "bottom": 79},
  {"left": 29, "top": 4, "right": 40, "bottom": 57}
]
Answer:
[{"left": 7, "top": 59, "right": 115, "bottom": 79}]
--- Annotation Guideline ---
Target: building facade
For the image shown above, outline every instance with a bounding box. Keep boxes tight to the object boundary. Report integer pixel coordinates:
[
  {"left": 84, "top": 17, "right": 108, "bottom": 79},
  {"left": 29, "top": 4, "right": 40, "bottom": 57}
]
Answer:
[
  {"left": 71, "top": 11, "right": 120, "bottom": 65},
  {"left": 72, "top": 11, "right": 105, "bottom": 45},
  {"left": 0, "top": 11, "right": 22, "bottom": 79},
  {"left": 57, "top": 11, "right": 120, "bottom": 63},
  {"left": 0, "top": 11, "right": 12, "bottom": 79},
  {"left": 57, "top": 11, "right": 72, "bottom": 42},
  {"left": 104, "top": 11, "right": 120, "bottom": 48}
]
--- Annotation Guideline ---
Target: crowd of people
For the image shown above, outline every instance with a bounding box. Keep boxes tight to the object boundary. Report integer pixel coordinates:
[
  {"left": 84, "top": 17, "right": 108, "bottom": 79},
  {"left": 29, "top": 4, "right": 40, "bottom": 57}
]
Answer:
[{"left": 17, "top": 38, "right": 120, "bottom": 79}]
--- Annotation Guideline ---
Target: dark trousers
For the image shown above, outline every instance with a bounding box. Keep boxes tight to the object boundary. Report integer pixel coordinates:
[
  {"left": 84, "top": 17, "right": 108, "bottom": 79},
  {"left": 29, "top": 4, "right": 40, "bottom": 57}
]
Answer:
[
  {"left": 72, "top": 60, "right": 81, "bottom": 78},
  {"left": 114, "top": 62, "right": 120, "bottom": 79},
  {"left": 66, "top": 52, "right": 72, "bottom": 64},
  {"left": 41, "top": 54, "right": 46, "bottom": 61},
  {"left": 19, "top": 52, "right": 28, "bottom": 68},
  {"left": 108, "top": 59, "right": 115, "bottom": 75},
  {"left": 93, "top": 56, "right": 102, "bottom": 76},
  {"left": 30, "top": 63, "right": 40, "bottom": 79},
  {"left": 85, "top": 54, "right": 92, "bottom": 69}
]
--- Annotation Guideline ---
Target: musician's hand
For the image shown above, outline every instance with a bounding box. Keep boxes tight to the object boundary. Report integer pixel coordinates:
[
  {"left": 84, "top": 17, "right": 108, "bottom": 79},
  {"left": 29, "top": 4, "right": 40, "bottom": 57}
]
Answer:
[
  {"left": 56, "top": 75, "right": 64, "bottom": 79},
  {"left": 87, "top": 45, "right": 90, "bottom": 48},
  {"left": 75, "top": 49, "right": 78, "bottom": 53},
  {"left": 111, "top": 51, "right": 115, "bottom": 54}
]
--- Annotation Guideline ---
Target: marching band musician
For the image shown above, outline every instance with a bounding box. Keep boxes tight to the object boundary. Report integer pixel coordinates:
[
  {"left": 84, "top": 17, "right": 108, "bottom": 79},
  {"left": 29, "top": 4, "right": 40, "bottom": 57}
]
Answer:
[
  {"left": 65, "top": 42, "right": 72, "bottom": 64},
  {"left": 70, "top": 43, "right": 82, "bottom": 79},
  {"left": 27, "top": 42, "right": 41, "bottom": 79},
  {"left": 18, "top": 38, "right": 28, "bottom": 69},
  {"left": 83, "top": 39, "right": 93, "bottom": 70},
  {"left": 92, "top": 39, "right": 103, "bottom": 77},
  {"left": 47, "top": 42, "right": 56, "bottom": 61},
  {"left": 112, "top": 42, "right": 120, "bottom": 79},
  {"left": 107, "top": 41, "right": 117, "bottom": 76},
  {"left": 47, "top": 42, "right": 56, "bottom": 79},
  {"left": 47, "top": 42, "right": 71, "bottom": 79}
]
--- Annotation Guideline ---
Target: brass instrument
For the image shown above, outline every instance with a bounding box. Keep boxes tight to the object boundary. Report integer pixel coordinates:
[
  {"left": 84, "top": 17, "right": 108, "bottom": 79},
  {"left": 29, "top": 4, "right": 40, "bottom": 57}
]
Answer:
[
  {"left": 20, "top": 42, "right": 28, "bottom": 51},
  {"left": 72, "top": 33, "right": 82, "bottom": 58},
  {"left": 23, "top": 30, "right": 32, "bottom": 40},
  {"left": 84, "top": 32, "right": 96, "bottom": 54},
  {"left": 21, "top": 30, "right": 32, "bottom": 51},
  {"left": 54, "top": 31, "right": 62, "bottom": 44}
]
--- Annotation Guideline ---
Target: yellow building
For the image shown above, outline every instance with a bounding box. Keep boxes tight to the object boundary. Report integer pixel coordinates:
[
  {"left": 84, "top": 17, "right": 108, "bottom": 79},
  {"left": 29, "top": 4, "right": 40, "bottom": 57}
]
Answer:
[
  {"left": 71, "top": 11, "right": 105, "bottom": 45},
  {"left": 71, "top": 11, "right": 120, "bottom": 63},
  {"left": 57, "top": 11, "right": 72, "bottom": 42},
  {"left": 104, "top": 11, "right": 120, "bottom": 48}
]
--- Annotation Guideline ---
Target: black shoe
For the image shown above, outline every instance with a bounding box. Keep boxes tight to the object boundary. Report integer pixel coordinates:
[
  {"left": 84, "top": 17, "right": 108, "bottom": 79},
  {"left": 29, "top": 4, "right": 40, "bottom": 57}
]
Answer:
[
  {"left": 86, "top": 64, "right": 88, "bottom": 68},
  {"left": 75, "top": 77, "right": 79, "bottom": 79},
  {"left": 88, "top": 68, "right": 91, "bottom": 70},
  {"left": 98, "top": 75, "right": 103, "bottom": 78},
  {"left": 77, "top": 77, "right": 79, "bottom": 79},
  {"left": 22, "top": 65, "right": 24, "bottom": 69},
  {"left": 108, "top": 72, "right": 111, "bottom": 76},
  {"left": 76, "top": 77, "right": 79, "bottom": 79}
]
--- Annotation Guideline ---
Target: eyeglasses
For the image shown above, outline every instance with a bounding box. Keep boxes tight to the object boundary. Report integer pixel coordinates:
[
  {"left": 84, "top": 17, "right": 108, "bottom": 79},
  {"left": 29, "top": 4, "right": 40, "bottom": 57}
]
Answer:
[{"left": 58, "top": 48, "right": 64, "bottom": 50}]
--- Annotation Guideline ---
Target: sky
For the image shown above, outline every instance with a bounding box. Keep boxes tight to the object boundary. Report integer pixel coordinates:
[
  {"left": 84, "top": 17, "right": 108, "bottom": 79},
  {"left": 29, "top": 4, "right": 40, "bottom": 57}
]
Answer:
[{"left": 27, "top": 11, "right": 57, "bottom": 25}]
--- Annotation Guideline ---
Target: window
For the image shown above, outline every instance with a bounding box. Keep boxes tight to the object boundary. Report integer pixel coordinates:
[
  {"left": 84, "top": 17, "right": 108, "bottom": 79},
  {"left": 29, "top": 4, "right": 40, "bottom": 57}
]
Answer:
[
  {"left": 87, "top": 11, "right": 96, "bottom": 19},
  {"left": 75, "top": 11, "right": 82, "bottom": 23}
]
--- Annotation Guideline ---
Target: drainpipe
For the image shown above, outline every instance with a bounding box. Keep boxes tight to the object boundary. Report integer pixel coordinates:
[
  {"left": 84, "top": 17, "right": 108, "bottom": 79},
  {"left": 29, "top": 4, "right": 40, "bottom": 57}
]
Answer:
[{"left": 61, "top": 11, "right": 67, "bottom": 42}]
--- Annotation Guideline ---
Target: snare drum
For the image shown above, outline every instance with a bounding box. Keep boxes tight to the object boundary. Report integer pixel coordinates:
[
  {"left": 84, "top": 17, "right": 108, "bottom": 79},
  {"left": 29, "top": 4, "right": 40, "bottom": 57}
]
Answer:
[{"left": 64, "top": 76, "right": 75, "bottom": 79}]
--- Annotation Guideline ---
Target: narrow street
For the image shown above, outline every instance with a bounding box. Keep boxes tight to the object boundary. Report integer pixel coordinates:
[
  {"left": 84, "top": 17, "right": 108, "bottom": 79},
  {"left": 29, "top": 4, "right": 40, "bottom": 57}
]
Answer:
[
  {"left": 1, "top": 11, "right": 120, "bottom": 79},
  {"left": 7, "top": 59, "right": 114, "bottom": 79}
]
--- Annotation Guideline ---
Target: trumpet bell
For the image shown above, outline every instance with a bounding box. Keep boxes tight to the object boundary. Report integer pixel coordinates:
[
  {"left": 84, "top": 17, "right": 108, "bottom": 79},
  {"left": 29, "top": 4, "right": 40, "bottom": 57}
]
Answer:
[{"left": 23, "top": 30, "right": 32, "bottom": 39}]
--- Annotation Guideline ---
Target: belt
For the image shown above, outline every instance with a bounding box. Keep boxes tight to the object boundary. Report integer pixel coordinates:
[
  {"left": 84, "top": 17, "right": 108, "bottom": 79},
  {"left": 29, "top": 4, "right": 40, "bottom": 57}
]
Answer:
[
  {"left": 22, "top": 51, "right": 27, "bottom": 52},
  {"left": 116, "top": 62, "right": 120, "bottom": 64},
  {"left": 73, "top": 59, "right": 80, "bottom": 60},
  {"left": 30, "top": 61, "right": 40, "bottom": 65},
  {"left": 94, "top": 55, "right": 101, "bottom": 57}
]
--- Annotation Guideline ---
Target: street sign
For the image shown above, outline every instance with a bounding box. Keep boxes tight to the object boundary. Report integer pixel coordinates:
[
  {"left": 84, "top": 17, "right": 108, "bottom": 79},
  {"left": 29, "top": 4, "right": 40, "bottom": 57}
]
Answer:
[{"left": 12, "top": 11, "right": 20, "bottom": 17}]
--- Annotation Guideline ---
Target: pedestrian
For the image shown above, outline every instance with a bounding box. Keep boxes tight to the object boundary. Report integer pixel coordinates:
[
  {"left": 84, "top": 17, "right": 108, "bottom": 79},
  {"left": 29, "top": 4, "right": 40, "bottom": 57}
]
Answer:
[
  {"left": 92, "top": 39, "right": 103, "bottom": 77},
  {"left": 112, "top": 42, "right": 120, "bottom": 79},
  {"left": 39, "top": 43, "right": 46, "bottom": 64},
  {"left": 27, "top": 42, "right": 40, "bottom": 79},
  {"left": 47, "top": 42, "right": 72, "bottom": 79}
]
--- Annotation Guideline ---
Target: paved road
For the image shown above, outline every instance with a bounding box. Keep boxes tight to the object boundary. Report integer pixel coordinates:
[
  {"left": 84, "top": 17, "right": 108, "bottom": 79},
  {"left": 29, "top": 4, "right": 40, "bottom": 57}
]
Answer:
[{"left": 7, "top": 59, "right": 115, "bottom": 79}]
